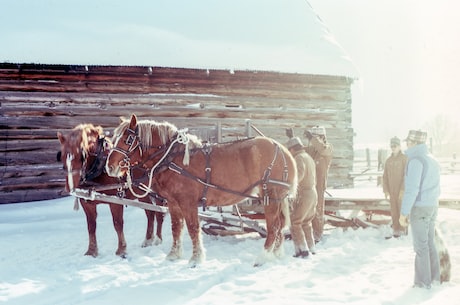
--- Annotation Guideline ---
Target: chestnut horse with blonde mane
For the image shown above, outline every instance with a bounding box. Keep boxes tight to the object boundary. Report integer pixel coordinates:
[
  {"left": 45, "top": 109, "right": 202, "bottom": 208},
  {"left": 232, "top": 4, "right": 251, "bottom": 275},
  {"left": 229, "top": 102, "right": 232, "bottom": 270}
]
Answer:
[
  {"left": 106, "top": 114, "right": 297, "bottom": 266},
  {"left": 57, "top": 123, "right": 165, "bottom": 257}
]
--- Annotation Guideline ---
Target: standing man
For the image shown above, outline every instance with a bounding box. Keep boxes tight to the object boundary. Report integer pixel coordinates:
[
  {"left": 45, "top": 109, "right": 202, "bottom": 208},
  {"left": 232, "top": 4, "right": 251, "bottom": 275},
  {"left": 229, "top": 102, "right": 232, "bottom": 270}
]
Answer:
[
  {"left": 400, "top": 130, "right": 441, "bottom": 289},
  {"left": 382, "top": 136, "right": 407, "bottom": 238},
  {"left": 304, "top": 126, "right": 333, "bottom": 243},
  {"left": 285, "top": 136, "right": 318, "bottom": 258}
]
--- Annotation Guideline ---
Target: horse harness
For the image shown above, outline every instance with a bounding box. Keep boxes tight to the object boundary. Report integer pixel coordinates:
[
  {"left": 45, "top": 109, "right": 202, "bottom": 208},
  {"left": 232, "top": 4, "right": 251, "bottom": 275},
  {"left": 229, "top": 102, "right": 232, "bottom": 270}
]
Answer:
[
  {"left": 70, "top": 135, "right": 167, "bottom": 205},
  {"left": 132, "top": 132, "right": 292, "bottom": 211}
]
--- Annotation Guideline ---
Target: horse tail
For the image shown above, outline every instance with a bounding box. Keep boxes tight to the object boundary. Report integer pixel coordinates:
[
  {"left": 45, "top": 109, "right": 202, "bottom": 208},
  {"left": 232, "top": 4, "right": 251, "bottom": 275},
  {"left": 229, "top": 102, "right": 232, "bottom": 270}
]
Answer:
[
  {"left": 73, "top": 197, "right": 80, "bottom": 211},
  {"left": 283, "top": 144, "right": 298, "bottom": 230},
  {"left": 281, "top": 197, "right": 291, "bottom": 229}
]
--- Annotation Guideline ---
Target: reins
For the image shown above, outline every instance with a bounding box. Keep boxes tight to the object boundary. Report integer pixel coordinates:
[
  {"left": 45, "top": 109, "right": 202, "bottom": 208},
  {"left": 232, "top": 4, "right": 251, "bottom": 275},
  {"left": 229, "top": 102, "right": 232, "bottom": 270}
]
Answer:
[
  {"left": 114, "top": 125, "right": 291, "bottom": 207},
  {"left": 167, "top": 141, "right": 291, "bottom": 209},
  {"left": 66, "top": 133, "right": 167, "bottom": 205},
  {"left": 122, "top": 128, "right": 191, "bottom": 199}
]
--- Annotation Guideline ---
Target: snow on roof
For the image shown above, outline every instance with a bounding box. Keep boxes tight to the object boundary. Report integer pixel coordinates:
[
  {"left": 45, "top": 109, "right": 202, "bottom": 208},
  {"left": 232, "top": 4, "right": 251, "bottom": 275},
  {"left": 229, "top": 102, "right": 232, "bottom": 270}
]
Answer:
[{"left": 0, "top": 0, "right": 358, "bottom": 77}]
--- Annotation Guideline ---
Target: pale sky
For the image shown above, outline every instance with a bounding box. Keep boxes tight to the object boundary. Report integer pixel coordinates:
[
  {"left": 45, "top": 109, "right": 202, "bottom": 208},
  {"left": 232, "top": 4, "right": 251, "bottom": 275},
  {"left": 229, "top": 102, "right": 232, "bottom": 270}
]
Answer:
[
  {"left": 309, "top": 0, "right": 460, "bottom": 145},
  {"left": 1, "top": 0, "right": 459, "bottom": 145},
  {"left": 0, "top": 0, "right": 356, "bottom": 76}
]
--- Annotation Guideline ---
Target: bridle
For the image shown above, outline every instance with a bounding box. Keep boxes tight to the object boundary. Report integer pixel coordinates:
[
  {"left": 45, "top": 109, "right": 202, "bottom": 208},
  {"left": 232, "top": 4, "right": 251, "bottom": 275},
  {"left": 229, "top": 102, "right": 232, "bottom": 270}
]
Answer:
[
  {"left": 108, "top": 127, "right": 143, "bottom": 169},
  {"left": 63, "top": 136, "right": 108, "bottom": 191},
  {"left": 108, "top": 126, "right": 191, "bottom": 199}
]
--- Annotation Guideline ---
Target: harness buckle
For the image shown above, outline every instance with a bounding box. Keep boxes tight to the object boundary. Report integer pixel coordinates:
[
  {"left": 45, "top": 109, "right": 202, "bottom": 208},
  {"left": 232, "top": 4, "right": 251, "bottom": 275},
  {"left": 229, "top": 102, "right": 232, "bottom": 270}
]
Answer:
[
  {"left": 263, "top": 195, "right": 269, "bottom": 205},
  {"left": 117, "top": 187, "right": 125, "bottom": 198},
  {"left": 283, "top": 169, "right": 288, "bottom": 181},
  {"left": 200, "top": 197, "right": 207, "bottom": 211}
]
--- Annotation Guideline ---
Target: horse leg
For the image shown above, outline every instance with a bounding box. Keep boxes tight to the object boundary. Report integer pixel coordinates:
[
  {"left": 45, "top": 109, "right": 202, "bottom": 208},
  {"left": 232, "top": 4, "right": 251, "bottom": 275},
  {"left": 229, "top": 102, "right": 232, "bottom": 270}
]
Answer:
[
  {"left": 184, "top": 209, "right": 205, "bottom": 266},
  {"left": 274, "top": 196, "right": 291, "bottom": 257},
  {"left": 108, "top": 203, "right": 127, "bottom": 257},
  {"left": 166, "top": 203, "right": 184, "bottom": 261},
  {"left": 273, "top": 205, "right": 286, "bottom": 258},
  {"left": 81, "top": 200, "right": 98, "bottom": 257},
  {"left": 142, "top": 210, "right": 155, "bottom": 247},
  {"left": 154, "top": 211, "right": 165, "bottom": 245},
  {"left": 254, "top": 199, "right": 284, "bottom": 266}
]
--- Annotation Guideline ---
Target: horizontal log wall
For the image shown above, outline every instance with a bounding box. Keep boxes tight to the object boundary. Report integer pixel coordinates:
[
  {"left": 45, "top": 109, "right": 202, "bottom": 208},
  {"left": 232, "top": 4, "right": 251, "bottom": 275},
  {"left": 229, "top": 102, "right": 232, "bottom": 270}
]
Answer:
[{"left": 0, "top": 63, "right": 354, "bottom": 203}]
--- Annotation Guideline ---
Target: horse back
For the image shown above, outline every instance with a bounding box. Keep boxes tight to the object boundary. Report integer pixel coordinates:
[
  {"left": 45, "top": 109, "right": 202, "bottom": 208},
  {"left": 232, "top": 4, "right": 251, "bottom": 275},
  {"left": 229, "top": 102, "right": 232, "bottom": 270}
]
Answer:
[
  {"left": 216, "top": 136, "right": 295, "bottom": 178},
  {"left": 157, "top": 136, "right": 297, "bottom": 206}
]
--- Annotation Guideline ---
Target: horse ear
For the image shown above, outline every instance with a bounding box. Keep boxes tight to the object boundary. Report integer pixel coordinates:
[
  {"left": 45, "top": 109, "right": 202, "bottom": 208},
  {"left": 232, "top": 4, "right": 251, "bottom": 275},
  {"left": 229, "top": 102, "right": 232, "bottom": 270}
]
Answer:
[
  {"left": 57, "top": 132, "right": 66, "bottom": 144},
  {"left": 129, "top": 114, "right": 138, "bottom": 129}
]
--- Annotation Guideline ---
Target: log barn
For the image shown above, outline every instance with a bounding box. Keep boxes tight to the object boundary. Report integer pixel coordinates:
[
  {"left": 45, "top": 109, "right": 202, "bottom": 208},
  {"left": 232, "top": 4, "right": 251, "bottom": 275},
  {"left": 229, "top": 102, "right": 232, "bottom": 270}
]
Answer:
[{"left": 0, "top": 0, "right": 358, "bottom": 203}]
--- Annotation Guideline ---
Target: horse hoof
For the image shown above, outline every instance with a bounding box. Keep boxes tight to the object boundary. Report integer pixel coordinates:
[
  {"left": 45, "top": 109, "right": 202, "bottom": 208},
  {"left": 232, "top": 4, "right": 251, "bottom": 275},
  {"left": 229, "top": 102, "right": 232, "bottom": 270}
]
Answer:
[
  {"left": 188, "top": 262, "right": 197, "bottom": 268},
  {"left": 116, "top": 249, "right": 127, "bottom": 257},
  {"left": 153, "top": 236, "right": 162, "bottom": 246},
  {"left": 142, "top": 239, "right": 153, "bottom": 248},
  {"left": 166, "top": 253, "right": 181, "bottom": 261},
  {"left": 84, "top": 250, "right": 98, "bottom": 257},
  {"left": 293, "top": 250, "right": 309, "bottom": 258},
  {"left": 188, "top": 256, "right": 204, "bottom": 267}
]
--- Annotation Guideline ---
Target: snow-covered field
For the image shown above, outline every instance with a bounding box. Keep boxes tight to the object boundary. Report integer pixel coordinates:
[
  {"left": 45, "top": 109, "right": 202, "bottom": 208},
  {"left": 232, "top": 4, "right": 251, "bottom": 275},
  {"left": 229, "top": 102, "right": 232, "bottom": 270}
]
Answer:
[{"left": 1, "top": 178, "right": 459, "bottom": 305}]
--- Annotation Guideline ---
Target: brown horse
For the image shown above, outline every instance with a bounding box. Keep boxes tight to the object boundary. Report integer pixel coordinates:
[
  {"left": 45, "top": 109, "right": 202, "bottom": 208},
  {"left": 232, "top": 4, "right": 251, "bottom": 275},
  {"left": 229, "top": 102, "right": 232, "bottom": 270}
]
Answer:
[
  {"left": 106, "top": 114, "right": 297, "bottom": 266},
  {"left": 57, "top": 123, "right": 165, "bottom": 257}
]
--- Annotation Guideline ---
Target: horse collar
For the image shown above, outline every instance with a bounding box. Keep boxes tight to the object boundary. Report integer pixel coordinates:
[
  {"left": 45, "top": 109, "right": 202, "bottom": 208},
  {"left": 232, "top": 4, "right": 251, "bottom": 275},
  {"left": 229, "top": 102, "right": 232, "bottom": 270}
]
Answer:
[{"left": 84, "top": 136, "right": 110, "bottom": 182}]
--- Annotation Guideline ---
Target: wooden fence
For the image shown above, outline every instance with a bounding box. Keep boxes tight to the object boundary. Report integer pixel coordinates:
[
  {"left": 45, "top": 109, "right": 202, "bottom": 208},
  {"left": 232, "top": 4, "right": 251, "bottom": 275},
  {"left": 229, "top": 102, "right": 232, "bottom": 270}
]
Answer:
[{"left": 351, "top": 148, "right": 460, "bottom": 186}]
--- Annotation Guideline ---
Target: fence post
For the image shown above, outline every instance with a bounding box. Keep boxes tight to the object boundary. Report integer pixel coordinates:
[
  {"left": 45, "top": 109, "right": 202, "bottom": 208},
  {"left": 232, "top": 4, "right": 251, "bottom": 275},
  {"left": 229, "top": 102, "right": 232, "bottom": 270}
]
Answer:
[
  {"left": 377, "top": 149, "right": 387, "bottom": 171},
  {"left": 245, "top": 119, "right": 252, "bottom": 138},
  {"left": 366, "top": 148, "right": 371, "bottom": 169},
  {"left": 451, "top": 152, "right": 457, "bottom": 173}
]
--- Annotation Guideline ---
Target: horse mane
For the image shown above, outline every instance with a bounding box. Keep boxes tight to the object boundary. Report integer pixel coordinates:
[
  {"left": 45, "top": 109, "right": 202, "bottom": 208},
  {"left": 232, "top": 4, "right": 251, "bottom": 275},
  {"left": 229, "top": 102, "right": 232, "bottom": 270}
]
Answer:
[
  {"left": 71, "top": 123, "right": 104, "bottom": 157},
  {"left": 114, "top": 118, "right": 203, "bottom": 150}
]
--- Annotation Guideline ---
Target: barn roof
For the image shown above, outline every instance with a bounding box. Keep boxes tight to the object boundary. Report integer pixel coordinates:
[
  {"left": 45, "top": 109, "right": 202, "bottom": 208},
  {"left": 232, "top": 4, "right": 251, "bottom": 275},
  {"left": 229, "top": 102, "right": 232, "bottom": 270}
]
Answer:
[{"left": 0, "top": 0, "right": 358, "bottom": 77}]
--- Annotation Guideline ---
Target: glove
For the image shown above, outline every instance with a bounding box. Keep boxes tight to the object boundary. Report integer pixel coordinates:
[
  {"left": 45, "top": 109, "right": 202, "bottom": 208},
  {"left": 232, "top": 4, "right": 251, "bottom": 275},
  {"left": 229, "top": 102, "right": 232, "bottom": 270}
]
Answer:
[
  {"left": 304, "top": 130, "right": 313, "bottom": 140},
  {"left": 399, "top": 215, "right": 409, "bottom": 227},
  {"left": 285, "top": 128, "right": 294, "bottom": 139}
]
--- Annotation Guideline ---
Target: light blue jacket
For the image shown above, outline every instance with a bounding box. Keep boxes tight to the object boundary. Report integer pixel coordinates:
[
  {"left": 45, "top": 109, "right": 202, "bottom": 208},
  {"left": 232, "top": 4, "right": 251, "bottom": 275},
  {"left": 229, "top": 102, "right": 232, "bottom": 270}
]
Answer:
[{"left": 400, "top": 143, "right": 441, "bottom": 216}]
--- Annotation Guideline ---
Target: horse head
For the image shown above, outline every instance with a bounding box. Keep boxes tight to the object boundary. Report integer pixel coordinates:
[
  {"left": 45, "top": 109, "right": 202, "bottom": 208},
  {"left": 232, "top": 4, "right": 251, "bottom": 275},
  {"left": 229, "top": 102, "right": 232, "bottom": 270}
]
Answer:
[
  {"left": 57, "top": 124, "right": 107, "bottom": 192},
  {"left": 105, "top": 114, "right": 142, "bottom": 178},
  {"left": 107, "top": 113, "right": 202, "bottom": 179}
]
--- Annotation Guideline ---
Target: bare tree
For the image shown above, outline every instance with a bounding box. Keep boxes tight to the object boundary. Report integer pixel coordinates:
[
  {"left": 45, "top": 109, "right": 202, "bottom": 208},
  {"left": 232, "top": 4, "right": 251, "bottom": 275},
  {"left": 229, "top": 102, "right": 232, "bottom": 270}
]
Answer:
[{"left": 423, "top": 115, "right": 459, "bottom": 156}]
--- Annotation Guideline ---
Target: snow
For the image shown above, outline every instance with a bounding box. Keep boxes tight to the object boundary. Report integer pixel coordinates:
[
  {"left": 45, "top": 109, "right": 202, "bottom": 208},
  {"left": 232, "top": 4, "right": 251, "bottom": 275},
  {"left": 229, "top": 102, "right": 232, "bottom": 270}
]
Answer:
[
  {"left": 0, "top": 0, "right": 357, "bottom": 77},
  {"left": 1, "top": 179, "right": 459, "bottom": 305}
]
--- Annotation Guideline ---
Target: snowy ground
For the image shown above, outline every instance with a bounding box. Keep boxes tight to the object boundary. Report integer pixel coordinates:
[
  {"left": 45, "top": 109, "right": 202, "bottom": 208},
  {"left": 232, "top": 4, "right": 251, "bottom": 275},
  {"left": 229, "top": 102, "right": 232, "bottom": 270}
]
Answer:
[{"left": 1, "top": 178, "right": 459, "bottom": 305}]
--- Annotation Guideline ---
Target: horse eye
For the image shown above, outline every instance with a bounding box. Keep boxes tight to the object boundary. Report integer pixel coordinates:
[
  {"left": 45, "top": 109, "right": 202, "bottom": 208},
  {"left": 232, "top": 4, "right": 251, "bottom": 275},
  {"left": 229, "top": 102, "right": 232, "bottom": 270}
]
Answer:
[{"left": 56, "top": 151, "right": 62, "bottom": 162}]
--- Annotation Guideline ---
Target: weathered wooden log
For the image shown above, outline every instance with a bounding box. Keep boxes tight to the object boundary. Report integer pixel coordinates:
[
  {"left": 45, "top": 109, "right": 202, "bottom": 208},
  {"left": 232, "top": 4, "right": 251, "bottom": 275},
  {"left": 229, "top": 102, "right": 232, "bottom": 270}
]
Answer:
[{"left": 0, "top": 63, "right": 355, "bottom": 203}]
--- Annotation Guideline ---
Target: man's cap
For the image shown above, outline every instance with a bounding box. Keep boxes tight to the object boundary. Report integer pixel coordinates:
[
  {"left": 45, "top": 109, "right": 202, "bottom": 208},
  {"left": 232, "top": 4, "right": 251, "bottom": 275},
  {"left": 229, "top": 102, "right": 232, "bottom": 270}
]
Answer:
[
  {"left": 390, "top": 137, "right": 400, "bottom": 146},
  {"left": 310, "top": 126, "right": 326, "bottom": 136},
  {"left": 405, "top": 130, "right": 427, "bottom": 143},
  {"left": 286, "top": 137, "right": 303, "bottom": 149}
]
